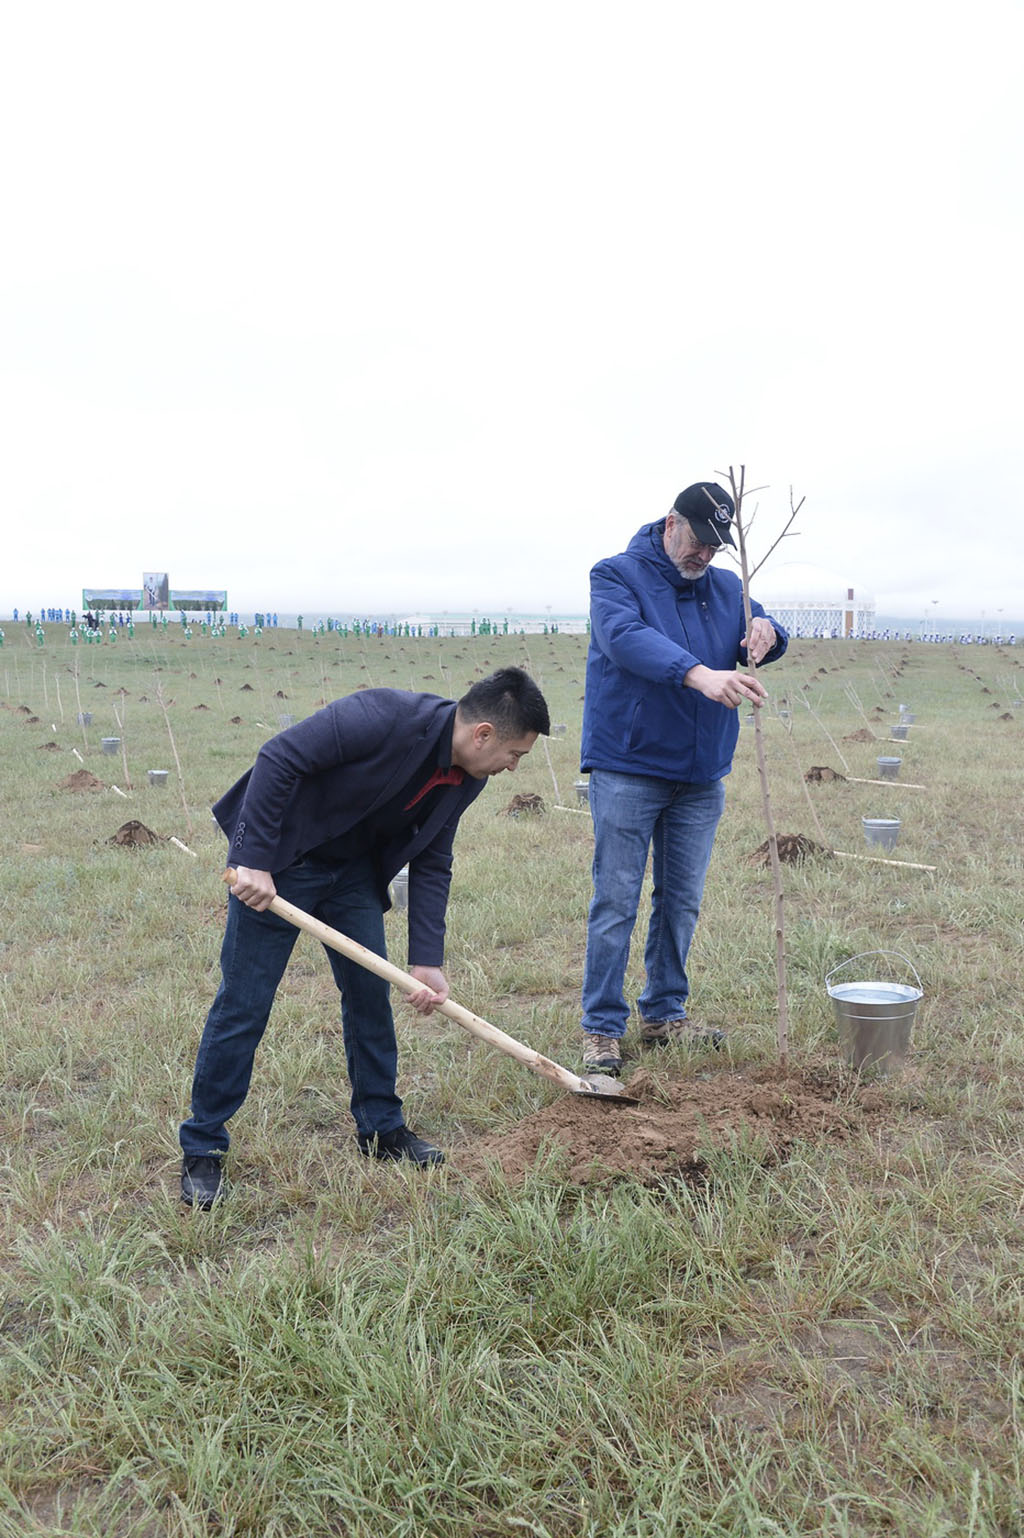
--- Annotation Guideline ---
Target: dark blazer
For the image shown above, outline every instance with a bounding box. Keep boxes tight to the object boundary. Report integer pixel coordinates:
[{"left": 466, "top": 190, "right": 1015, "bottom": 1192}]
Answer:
[{"left": 212, "top": 690, "right": 487, "bottom": 965}]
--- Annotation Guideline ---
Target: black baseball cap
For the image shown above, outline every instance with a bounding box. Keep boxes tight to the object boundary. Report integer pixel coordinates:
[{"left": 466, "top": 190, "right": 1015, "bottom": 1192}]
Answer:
[{"left": 672, "top": 483, "right": 736, "bottom": 547}]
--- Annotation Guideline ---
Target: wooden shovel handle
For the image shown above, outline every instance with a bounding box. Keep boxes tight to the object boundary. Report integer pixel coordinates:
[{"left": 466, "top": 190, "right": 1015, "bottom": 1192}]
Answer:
[{"left": 223, "top": 869, "right": 594, "bottom": 1096}]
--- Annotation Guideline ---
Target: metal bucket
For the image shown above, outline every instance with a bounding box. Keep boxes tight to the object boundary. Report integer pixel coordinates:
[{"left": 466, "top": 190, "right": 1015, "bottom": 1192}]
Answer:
[
  {"left": 876, "top": 756, "right": 901, "bottom": 780},
  {"left": 890, "top": 723, "right": 909, "bottom": 740},
  {"left": 863, "top": 816, "right": 900, "bottom": 851},
  {"left": 898, "top": 708, "right": 916, "bottom": 724},
  {"left": 574, "top": 779, "right": 590, "bottom": 807},
  {"left": 147, "top": 769, "right": 169, "bottom": 787},
  {"left": 826, "top": 951, "right": 922, "bottom": 1075},
  {"left": 76, "top": 711, "right": 93, "bottom": 726},
  {"left": 390, "top": 865, "right": 409, "bottom": 909},
  {"left": 101, "top": 737, "right": 120, "bottom": 755}
]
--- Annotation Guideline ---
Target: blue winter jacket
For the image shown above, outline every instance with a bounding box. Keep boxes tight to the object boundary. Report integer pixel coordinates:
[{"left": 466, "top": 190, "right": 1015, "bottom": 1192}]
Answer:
[{"left": 581, "top": 521, "right": 788, "bottom": 782}]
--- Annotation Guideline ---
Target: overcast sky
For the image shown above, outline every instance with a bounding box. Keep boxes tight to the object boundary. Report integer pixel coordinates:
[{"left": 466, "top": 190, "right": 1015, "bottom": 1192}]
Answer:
[{"left": 2, "top": 0, "right": 1021, "bottom": 622}]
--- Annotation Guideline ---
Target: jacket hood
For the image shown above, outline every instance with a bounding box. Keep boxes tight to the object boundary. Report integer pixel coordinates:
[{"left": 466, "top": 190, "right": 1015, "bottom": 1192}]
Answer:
[{"left": 626, "top": 520, "right": 710, "bottom": 598}]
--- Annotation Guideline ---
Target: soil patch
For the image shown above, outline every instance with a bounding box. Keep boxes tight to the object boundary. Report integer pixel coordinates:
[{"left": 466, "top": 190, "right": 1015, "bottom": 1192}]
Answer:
[
  {"left": 843, "top": 727, "right": 876, "bottom": 742},
  {"left": 463, "top": 1064, "right": 870, "bottom": 1187},
  {"left": 37, "top": 742, "right": 62, "bottom": 751},
  {"left": 747, "top": 833, "right": 832, "bottom": 866},
  {"left": 498, "top": 792, "right": 545, "bottom": 817},
  {"left": 804, "top": 765, "right": 846, "bottom": 782},
  {"left": 58, "top": 769, "right": 105, "bottom": 792},
  {"left": 106, "top": 820, "right": 163, "bottom": 847}
]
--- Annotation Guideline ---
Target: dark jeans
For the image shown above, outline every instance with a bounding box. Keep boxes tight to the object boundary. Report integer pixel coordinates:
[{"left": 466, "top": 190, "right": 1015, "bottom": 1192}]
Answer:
[{"left": 179, "top": 856, "right": 402, "bottom": 1155}]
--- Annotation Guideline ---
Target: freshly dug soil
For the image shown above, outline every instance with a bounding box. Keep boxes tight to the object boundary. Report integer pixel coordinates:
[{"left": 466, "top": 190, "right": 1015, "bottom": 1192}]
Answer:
[
  {"left": 747, "top": 833, "right": 832, "bottom": 866},
  {"left": 58, "top": 769, "right": 105, "bottom": 791},
  {"left": 804, "top": 765, "right": 846, "bottom": 782},
  {"left": 463, "top": 1064, "right": 870, "bottom": 1187},
  {"left": 843, "top": 727, "right": 876, "bottom": 742},
  {"left": 106, "top": 820, "right": 162, "bottom": 847},
  {"left": 498, "top": 792, "right": 545, "bottom": 817}
]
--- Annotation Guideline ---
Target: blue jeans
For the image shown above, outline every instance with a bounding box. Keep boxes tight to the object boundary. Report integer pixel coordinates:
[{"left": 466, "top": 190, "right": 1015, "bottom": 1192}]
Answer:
[
  {"left": 582, "top": 770, "right": 726, "bottom": 1038},
  {"left": 180, "top": 856, "right": 402, "bottom": 1155}
]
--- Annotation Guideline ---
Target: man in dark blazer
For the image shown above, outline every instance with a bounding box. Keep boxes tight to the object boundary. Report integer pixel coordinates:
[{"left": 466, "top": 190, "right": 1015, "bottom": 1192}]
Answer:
[{"left": 180, "top": 666, "right": 549, "bottom": 1208}]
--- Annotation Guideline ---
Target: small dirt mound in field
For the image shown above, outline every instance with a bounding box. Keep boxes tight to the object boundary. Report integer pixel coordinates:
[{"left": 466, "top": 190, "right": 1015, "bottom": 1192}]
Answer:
[
  {"left": 274, "top": 690, "right": 288, "bottom": 699},
  {"left": 59, "top": 769, "right": 105, "bottom": 791},
  {"left": 193, "top": 703, "right": 209, "bottom": 710},
  {"left": 15, "top": 704, "right": 32, "bottom": 715},
  {"left": 843, "top": 727, "right": 876, "bottom": 742},
  {"left": 38, "top": 742, "right": 62, "bottom": 751},
  {"left": 463, "top": 1065, "right": 871, "bottom": 1188},
  {"left": 498, "top": 792, "right": 545, "bottom": 817},
  {"left": 106, "top": 820, "right": 162, "bottom": 847},
  {"left": 804, "top": 765, "right": 846, "bottom": 783},
  {"left": 240, "top": 683, "right": 254, "bottom": 691},
  {"left": 747, "top": 832, "right": 832, "bottom": 866},
  {"left": 999, "top": 712, "right": 1014, "bottom": 721},
  {"left": 230, "top": 715, "right": 243, "bottom": 724}
]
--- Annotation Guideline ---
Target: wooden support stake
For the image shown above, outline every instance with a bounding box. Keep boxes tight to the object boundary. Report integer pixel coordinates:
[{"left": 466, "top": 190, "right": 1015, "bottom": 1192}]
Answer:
[
  {"left": 832, "top": 849, "right": 937, "bottom": 872},
  {"left": 846, "top": 776, "right": 928, "bottom": 789}
]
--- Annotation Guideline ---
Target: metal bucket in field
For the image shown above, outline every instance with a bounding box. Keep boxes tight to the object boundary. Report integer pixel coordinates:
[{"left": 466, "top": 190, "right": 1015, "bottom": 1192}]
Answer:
[
  {"left": 863, "top": 816, "right": 900, "bottom": 851},
  {"left": 890, "top": 722, "right": 909, "bottom": 740},
  {"left": 898, "top": 707, "right": 916, "bottom": 724},
  {"left": 101, "top": 737, "right": 120, "bottom": 755},
  {"left": 147, "top": 769, "right": 169, "bottom": 787},
  {"left": 826, "top": 951, "right": 923, "bottom": 1075},
  {"left": 390, "top": 865, "right": 409, "bottom": 909},
  {"left": 876, "top": 756, "right": 901, "bottom": 780}
]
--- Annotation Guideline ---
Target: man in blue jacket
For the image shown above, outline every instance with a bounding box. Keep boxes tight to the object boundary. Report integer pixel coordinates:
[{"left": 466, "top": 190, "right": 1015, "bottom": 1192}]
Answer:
[
  {"left": 180, "top": 667, "right": 549, "bottom": 1208},
  {"left": 579, "top": 483, "right": 788, "bottom": 1076}
]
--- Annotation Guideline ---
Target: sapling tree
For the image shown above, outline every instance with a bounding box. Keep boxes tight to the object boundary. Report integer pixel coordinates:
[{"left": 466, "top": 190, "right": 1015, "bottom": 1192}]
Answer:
[{"left": 704, "top": 467, "right": 803, "bottom": 1065}]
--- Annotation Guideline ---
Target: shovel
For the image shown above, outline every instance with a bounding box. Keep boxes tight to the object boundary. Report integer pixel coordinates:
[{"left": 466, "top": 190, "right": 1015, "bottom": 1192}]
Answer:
[{"left": 224, "top": 871, "right": 638, "bottom": 1106}]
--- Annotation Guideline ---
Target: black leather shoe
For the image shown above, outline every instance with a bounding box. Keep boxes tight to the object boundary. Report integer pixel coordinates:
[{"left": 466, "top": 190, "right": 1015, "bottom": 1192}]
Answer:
[
  {"left": 357, "top": 1125, "right": 445, "bottom": 1167},
  {"left": 181, "top": 1155, "right": 224, "bottom": 1209}
]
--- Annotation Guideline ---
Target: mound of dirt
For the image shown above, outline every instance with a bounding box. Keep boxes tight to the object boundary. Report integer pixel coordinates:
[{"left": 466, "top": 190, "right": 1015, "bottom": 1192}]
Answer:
[
  {"left": 747, "top": 833, "right": 832, "bottom": 866},
  {"left": 58, "top": 769, "right": 105, "bottom": 791},
  {"left": 464, "top": 1065, "right": 868, "bottom": 1187},
  {"left": 37, "top": 742, "right": 62, "bottom": 751},
  {"left": 804, "top": 765, "right": 846, "bottom": 782},
  {"left": 843, "top": 727, "right": 876, "bottom": 742},
  {"left": 498, "top": 792, "right": 545, "bottom": 817},
  {"left": 107, "top": 820, "right": 162, "bottom": 847},
  {"left": 240, "top": 683, "right": 254, "bottom": 691},
  {"left": 230, "top": 715, "right": 243, "bottom": 724}
]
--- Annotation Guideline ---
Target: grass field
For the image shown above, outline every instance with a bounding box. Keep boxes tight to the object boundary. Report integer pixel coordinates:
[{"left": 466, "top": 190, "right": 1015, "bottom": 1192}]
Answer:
[{"left": 2, "top": 623, "right": 1023, "bottom": 1536}]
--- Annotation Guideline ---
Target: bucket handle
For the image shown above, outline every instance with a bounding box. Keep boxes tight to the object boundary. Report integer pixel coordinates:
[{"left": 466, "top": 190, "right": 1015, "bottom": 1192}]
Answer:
[{"left": 825, "top": 950, "right": 923, "bottom": 992}]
